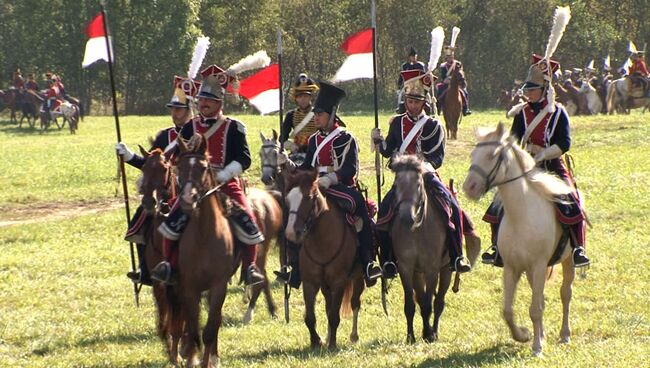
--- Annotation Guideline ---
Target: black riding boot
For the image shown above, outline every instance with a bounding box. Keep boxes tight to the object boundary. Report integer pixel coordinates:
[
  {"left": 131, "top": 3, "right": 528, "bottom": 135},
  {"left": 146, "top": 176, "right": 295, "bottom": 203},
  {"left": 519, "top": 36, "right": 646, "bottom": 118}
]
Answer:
[
  {"left": 127, "top": 243, "right": 152, "bottom": 286},
  {"left": 377, "top": 229, "right": 397, "bottom": 278},
  {"left": 358, "top": 223, "right": 381, "bottom": 287},
  {"left": 274, "top": 241, "right": 301, "bottom": 289}
]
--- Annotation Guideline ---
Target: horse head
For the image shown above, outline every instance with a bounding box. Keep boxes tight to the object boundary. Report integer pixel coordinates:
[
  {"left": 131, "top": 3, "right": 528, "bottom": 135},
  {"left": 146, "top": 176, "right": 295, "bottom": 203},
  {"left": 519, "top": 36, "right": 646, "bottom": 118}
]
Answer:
[
  {"left": 463, "top": 123, "right": 518, "bottom": 199},
  {"left": 259, "top": 129, "right": 280, "bottom": 186},
  {"left": 139, "top": 146, "right": 174, "bottom": 215},
  {"left": 284, "top": 169, "right": 327, "bottom": 243},
  {"left": 176, "top": 134, "right": 213, "bottom": 213},
  {"left": 389, "top": 154, "right": 427, "bottom": 229}
]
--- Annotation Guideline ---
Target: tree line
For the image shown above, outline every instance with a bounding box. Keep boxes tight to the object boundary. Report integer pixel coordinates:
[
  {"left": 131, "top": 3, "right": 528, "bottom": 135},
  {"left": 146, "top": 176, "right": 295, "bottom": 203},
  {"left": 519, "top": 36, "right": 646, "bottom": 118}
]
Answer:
[{"left": 0, "top": 0, "right": 647, "bottom": 114}]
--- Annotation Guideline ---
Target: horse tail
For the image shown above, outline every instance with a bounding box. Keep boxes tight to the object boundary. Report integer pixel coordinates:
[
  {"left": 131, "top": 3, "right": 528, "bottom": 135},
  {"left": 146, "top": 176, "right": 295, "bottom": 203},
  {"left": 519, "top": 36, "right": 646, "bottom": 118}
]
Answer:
[
  {"left": 340, "top": 279, "right": 354, "bottom": 318},
  {"left": 78, "top": 101, "right": 85, "bottom": 121},
  {"left": 606, "top": 82, "right": 617, "bottom": 114}
]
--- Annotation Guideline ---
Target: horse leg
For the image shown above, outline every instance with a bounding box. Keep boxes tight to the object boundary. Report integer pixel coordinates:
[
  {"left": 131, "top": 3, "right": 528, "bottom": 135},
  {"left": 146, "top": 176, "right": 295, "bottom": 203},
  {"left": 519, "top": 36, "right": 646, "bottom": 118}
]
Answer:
[
  {"left": 526, "top": 264, "right": 547, "bottom": 356},
  {"left": 350, "top": 275, "right": 364, "bottom": 344},
  {"left": 258, "top": 241, "right": 277, "bottom": 319},
  {"left": 413, "top": 272, "right": 432, "bottom": 342},
  {"left": 303, "top": 281, "right": 322, "bottom": 349},
  {"left": 503, "top": 265, "right": 530, "bottom": 343},
  {"left": 152, "top": 283, "right": 173, "bottom": 362},
  {"left": 399, "top": 269, "right": 417, "bottom": 344},
  {"left": 432, "top": 269, "right": 452, "bottom": 342},
  {"left": 560, "top": 256, "right": 575, "bottom": 344},
  {"left": 202, "top": 280, "right": 228, "bottom": 368},
  {"left": 325, "top": 285, "right": 344, "bottom": 351},
  {"left": 182, "top": 293, "right": 201, "bottom": 368},
  {"left": 243, "top": 282, "right": 261, "bottom": 325}
]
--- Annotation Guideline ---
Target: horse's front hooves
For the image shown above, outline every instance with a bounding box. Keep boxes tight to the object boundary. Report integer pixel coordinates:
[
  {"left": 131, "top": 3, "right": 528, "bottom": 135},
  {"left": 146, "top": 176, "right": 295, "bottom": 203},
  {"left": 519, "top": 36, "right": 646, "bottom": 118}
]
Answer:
[
  {"left": 350, "top": 333, "right": 359, "bottom": 344},
  {"left": 559, "top": 336, "right": 570, "bottom": 344},
  {"left": 406, "top": 334, "right": 416, "bottom": 344},
  {"left": 243, "top": 308, "right": 254, "bottom": 325},
  {"left": 532, "top": 348, "right": 543, "bottom": 358},
  {"left": 423, "top": 332, "right": 438, "bottom": 343},
  {"left": 310, "top": 339, "right": 324, "bottom": 350},
  {"left": 513, "top": 327, "right": 531, "bottom": 343}
]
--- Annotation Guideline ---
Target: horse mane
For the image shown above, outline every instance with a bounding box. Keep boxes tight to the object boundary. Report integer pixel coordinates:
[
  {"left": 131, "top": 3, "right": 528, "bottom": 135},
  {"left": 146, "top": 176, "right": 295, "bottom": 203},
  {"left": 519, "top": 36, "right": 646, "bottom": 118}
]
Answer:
[
  {"left": 287, "top": 169, "right": 318, "bottom": 192},
  {"left": 509, "top": 142, "right": 573, "bottom": 199},
  {"left": 389, "top": 153, "right": 425, "bottom": 174}
]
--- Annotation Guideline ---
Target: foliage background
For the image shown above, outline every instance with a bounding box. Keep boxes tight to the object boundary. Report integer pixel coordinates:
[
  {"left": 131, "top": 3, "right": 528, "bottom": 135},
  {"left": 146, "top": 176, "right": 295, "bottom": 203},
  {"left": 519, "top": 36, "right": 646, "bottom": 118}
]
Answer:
[{"left": 0, "top": 0, "right": 648, "bottom": 114}]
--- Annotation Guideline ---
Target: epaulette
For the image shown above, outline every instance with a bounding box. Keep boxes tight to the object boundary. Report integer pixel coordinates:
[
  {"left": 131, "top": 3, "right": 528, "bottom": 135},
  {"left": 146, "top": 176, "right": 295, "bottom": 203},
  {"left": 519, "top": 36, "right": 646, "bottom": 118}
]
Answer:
[{"left": 229, "top": 118, "right": 247, "bottom": 134}]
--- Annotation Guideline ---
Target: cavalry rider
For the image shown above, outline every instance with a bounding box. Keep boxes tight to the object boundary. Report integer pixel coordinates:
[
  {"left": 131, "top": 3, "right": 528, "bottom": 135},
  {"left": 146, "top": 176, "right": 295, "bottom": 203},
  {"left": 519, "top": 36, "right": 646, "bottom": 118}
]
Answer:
[
  {"left": 628, "top": 50, "right": 649, "bottom": 94},
  {"left": 54, "top": 74, "right": 68, "bottom": 99},
  {"left": 481, "top": 55, "right": 590, "bottom": 268},
  {"left": 12, "top": 69, "right": 25, "bottom": 89},
  {"left": 25, "top": 74, "right": 39, "bottom": 91},
  {"left": 42, "top": 77, "right": 60, "bottom": 118},
  {"left": 372, "top": 70, "right": 473, "bottom": 277},
  {"left": 153, "top": 64, "right": 266, "bottom": 286},
  {"left": 280, "top": 73, "right": 319, "bottom": 158},
  {"left": 436, "top": 45, "right": 472, "bottom": 116},
  {"left": 276, "top": 81, "right": 383, "bottom": 287},
  {"left": 396, "top": 47, "right": 426, "bottom": 113},
  {"left": 115, "top": 76, "right": 198, "bottom": 285}
]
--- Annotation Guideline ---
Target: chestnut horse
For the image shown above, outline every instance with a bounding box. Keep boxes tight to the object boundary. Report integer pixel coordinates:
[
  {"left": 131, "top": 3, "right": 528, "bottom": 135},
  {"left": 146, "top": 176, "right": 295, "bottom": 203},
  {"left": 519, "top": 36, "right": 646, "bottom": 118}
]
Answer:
[
  {"left": 173, "top": 136, "right": 237, "bottom": 367},
  {"left": 285, "top": 169, "right": 365, "bottom": 350},
  {"left": 441, "top": 68, "right": 463, "bottom": 140},
  {"left": 138, "top": 147, "right": 184, "bottom": 365},
  {"left": 463, "top": 123, "right": 577, "bottom": 356}
]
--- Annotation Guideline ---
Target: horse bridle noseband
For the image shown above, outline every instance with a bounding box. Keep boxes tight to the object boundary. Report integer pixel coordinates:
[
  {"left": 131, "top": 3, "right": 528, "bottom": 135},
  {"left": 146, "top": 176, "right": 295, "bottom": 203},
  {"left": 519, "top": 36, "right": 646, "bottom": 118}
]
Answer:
[
  {"left": 177, "top": 153, "right": 218, "bottom": 203},
  {"left": 469, "top": 140, "right": 531, "bottom": 194},
  {"left": 288, "top": 191, "right": 319, "bottom": 236},
  {"left": 260, "top": 142, "right": 280, "bottom": 175}
]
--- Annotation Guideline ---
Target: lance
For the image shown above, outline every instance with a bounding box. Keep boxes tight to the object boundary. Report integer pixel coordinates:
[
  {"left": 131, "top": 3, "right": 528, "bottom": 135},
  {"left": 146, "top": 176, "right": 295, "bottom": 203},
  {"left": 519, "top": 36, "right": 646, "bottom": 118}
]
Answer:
[
  {"left": 99, "top": 0, "right": 140, "bottom": 307},
  {"left": 371, "top": 0, "right": 389, "bottom": 317},
  {"left": 277, "top": 27, "right": 291, "bottom": 324}
]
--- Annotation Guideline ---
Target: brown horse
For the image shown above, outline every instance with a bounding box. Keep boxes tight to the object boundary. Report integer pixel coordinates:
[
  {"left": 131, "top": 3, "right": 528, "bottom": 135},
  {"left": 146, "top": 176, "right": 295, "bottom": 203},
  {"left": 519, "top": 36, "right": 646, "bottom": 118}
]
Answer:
[
  {"left": 173, "top": 136, "right": 237, "bottom": 367},
  {"left": 386, "top": 154, "right": 480, "bottom": 343},
  {"left": 442, "top": 68, "right": 463, "bottom": 140},
  {"left": 0, "top": 89, "right": 19, "bottom": 123},
  {"left": 19, "top": 90, "right": 42, "bottom": 128},
  {"left": 138, "top": 147, "right": 184, "bottom": 365},
  {"left": 285, "top": 169, "right": 365, "bottom": 350}
]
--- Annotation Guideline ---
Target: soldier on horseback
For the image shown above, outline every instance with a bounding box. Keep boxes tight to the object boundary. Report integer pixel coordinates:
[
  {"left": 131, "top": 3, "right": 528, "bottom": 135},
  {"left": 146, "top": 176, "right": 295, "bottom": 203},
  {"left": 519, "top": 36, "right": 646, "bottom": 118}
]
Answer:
[
  {"left": 482, "top": 55, "right": 590, "bottom": 268},
  {"left": 628, "top": 50, "right": 649, "bottom": 96},
  {"left": 372, "top": 70, "right": 473, "bottom": 277},
  {"left": 153, "top": 64, "right": 266, "bottom": 286},
  {"left": 396, "top": 47, "right": 428, "bottom": 114},
  {"left": 280, "top": 73, "right": 319, "bottom": 160},
  {"left": 12, "top": 69, "right": 24, "bottom": 90},
  {"left": 276, "top": 81, "right": 383, "bottom": 287},
  {"left": 436, "top": 30, "right": 471, "bottom": 116},
  {"left": 25, "top": 74, "right": 39, "bottom": 91},
  {"left": 115, "top": 76, "right": 198, "bottom": 285},
  {"left": 42, "top": 77, "right": 60, "bottom": 120}
]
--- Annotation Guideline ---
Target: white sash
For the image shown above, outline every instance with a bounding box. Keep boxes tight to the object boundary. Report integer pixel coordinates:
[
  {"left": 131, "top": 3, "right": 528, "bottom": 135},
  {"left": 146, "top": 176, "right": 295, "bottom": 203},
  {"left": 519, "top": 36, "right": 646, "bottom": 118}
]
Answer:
[
  {"left": 521, "top": 105, "right": 550, "bottom": 145},
  {"left": 289, "top": 111, "right": 314, "bottom": 138},
  {"left": 399, "top": 115, "right": 429, "bottom": 153},
  {"left": 311, "top": 126, "right": 344, "bottom": 167},
  {"left": 164, "top": 117, "right": 226, "bottom": 154}
]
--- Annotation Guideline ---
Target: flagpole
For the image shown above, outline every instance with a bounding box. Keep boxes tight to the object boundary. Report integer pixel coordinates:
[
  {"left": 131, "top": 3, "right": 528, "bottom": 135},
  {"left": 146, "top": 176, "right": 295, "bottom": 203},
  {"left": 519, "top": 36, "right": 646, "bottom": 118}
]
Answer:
[
  {"left": 99, "top": 0, "right": 140, "bottom": 307},
  {"left": 277, "top": 28, "right": 284, "bottom": 149}
]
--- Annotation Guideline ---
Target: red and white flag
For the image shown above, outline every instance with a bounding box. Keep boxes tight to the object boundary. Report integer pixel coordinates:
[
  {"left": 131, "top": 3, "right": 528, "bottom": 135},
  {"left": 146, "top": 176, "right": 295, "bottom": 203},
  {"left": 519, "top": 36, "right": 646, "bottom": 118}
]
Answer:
[
  {"left": 82, "top": 13, "right": 112, "bottom": 68},
  {"left": 332, "top": 28, "right": 374, "bottom": 82},
  {"left": 238, "top": 64, "right": 280, "bottom": 115}
]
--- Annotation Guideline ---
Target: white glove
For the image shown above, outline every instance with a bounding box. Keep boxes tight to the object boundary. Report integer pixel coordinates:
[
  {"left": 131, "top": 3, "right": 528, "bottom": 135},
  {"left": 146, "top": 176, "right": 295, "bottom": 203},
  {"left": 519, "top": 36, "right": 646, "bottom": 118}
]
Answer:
[
  {"left": 527, "top": 144, "right": 544, "bottom": 155},
  {"left": 317, "top": 173, "right": 338, "bottom": 189},
  {"left": 371, "top": 128, "right": 384, "bottom": 144},
  {"left": 283, "top": 141, "right": 298, "bottom": 152},
  {"left": 534, "top": 144, "right": 563, "bottom": 163},
  {"left": 215, "top": 161, "right": 243, "bottom": 183},
  {"left": 115, "top": 142, "right": 134, "bottom": 161},
  {"left": 277, "top": 150, "right": 289, "bottom": 165}
]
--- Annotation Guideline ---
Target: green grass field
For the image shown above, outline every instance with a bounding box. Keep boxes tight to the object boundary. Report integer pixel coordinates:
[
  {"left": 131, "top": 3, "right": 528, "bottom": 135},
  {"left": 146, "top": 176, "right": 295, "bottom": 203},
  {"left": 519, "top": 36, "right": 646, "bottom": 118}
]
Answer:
[{"left": 1, "top": 110, "right": 649, "bottom": 367}]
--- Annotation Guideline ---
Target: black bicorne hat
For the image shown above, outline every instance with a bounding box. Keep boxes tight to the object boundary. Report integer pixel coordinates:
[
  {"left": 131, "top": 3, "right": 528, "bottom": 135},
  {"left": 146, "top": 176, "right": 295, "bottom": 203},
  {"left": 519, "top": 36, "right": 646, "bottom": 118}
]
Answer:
[
  {"left": 312, "top": 81, "right": 346, "bottom": 115},
  {"left": 408, "top": 47, "right": 417, "bottom": 57}
]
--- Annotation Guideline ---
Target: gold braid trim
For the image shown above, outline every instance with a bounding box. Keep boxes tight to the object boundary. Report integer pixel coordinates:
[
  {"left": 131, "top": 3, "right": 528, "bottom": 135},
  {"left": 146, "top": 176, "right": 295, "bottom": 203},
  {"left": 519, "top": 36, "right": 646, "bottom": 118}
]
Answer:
[{"left": 292, "top": 109, "right": 317, "bottom": 147}]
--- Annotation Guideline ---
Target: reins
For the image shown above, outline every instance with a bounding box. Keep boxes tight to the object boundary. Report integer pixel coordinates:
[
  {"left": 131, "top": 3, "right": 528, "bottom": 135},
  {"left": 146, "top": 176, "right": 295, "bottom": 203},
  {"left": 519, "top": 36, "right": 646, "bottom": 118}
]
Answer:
[{"left": 469, "top": 140, "right": 532, "bottom": 194}]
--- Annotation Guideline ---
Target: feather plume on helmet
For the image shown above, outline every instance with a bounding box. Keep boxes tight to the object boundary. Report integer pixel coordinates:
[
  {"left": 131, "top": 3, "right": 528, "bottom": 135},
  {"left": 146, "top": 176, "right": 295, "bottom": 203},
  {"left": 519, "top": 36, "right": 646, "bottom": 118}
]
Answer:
[
  {"left": 522, "top": 6, "right": 571, "bottom": 113},
  {"left": 288, "top": 73, "right": 319, "bottom": 103}
]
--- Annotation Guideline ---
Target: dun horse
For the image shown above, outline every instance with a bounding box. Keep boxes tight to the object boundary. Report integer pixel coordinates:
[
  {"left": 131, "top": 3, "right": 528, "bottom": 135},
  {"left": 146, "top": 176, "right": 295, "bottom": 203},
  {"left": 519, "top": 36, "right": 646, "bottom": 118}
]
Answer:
[
  {"left": 285, "top": 169, "right": 365, "bottom": 350},
  {"left": 463, "top": 123, "right": 577, "bottom": 356},
  {"left": 386, "top": 154, "right": 454, "bottom": 343}
]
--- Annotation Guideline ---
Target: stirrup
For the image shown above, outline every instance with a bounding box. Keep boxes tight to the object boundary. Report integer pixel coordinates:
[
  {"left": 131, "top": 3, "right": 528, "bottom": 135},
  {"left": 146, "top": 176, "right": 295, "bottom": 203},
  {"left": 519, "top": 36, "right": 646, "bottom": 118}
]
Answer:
[
  {"left": 452, "top": 257, "right": 472, "bottom": 273},
  {"left": 382, "top": 261, "right": 398, "bottom": 279},
  {"left": 365, "top": 262, "right": 382, "bottom": 286},
  {"left": 151, "top": 261, "right": 173, "bottom": 285},
  {"left": 481, "top": 245, "right": 498, "bottom": 265},
  {"left": 246, "top": 265, "right": 265, "bottom": 286},
  {"left": 273, "top": 266, "right": 291, "bottom": 284},
  {"left": 572, "top": 247, "right": 590, "bottom": 268}
]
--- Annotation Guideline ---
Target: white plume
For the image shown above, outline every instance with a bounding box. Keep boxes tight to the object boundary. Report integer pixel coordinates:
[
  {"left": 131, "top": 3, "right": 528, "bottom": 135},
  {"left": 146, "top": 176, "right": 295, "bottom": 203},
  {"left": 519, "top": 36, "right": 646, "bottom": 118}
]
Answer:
[
  {"left": 586, "top": 59, "right": 594, "bottom": 69},
  {"left": 544, "top": 6, "right": 571, "bottom": 60},
  {"left": 603, "top": 55, "right": 610, "bottom": 69},
  {"left": 428, "top": 27, "right": 445, "bottom": 72},
  {"left": 187, "top": 36, "right": 210, "bottom": 79},
  {"left": 227, "top": 50, "right": 271, "bottom": 76},
  {"left": 450, "top": 26, "right": 461, "bottom": 48},
  {"left": 628, "top": 40, "right": 637, "bottom": 53}
]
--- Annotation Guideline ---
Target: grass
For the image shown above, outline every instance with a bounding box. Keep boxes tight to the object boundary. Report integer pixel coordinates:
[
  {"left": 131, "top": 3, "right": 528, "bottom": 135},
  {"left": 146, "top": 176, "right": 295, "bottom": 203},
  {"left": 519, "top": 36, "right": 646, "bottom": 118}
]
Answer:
[{"left": 1, "top": 110, "right": 649, "bottom": 367}]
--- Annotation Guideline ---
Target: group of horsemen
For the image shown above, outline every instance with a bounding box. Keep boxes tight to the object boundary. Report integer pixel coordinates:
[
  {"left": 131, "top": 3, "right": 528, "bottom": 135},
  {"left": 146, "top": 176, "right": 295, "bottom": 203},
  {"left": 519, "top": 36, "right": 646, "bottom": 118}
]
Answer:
[
  {"left": 114, "top": 40, "right": 591, "bottom": 293},
  {"left": 7, "top": 69, "right": 74, "bottom": 118}
]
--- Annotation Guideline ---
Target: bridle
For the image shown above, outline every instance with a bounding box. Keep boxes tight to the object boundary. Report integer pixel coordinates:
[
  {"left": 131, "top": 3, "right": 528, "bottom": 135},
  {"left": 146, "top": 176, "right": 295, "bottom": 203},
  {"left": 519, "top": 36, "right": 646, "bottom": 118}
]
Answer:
[
  {"left": 288, "top": 190, "right": 319, "bottom": 236},
  {"left": 260, "top": 141, "right": 280, "bottom": 178},
  {"left": 177, "top": 153, "right": 214, "bottom": 204},
  {"left": 468, "top": 140, "right": 531, "bottom": 194},
  {"left": 394, "top": 169, "right": 426, "bottom": 228}
]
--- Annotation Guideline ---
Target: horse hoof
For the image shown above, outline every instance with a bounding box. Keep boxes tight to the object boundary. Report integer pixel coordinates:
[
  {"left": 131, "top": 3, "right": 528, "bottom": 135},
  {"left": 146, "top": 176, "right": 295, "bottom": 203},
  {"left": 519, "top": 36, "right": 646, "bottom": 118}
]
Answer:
[
  {"left": 243, "top": 308, "right": 254, "bottom": 325},
  {"left": 328, "top": 344, "right": 339, "bottom": 352},
  {"left": 406, "top": 334, "right": 416, "bottom": 344},
  {"left": 532, "top": 348, "right": 543, "bottom": 358},
  {"left": 560, "top": 336, "right": 570, "bottom": 344},
  {"left": 310, "top": 339, "right": 324, "bottom": 350},
  {"left": 513, "top": 327, "right": 531, "bottom": 343},
  {"left": 350, "top": 333, "right": 359, "bottom": 344}
]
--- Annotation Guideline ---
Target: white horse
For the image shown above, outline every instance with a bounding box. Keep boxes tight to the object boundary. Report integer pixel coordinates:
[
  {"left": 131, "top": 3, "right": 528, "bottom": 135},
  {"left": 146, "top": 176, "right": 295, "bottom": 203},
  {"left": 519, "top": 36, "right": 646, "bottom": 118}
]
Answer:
[
  {"left": 463, "top": 123, "right": 576, "bottom": 356},
  {"left": 606, "top": 77, "right": 650, "bottom": 114},
  {"left": 579, "top": 80, "right": 602, "bottom": 115}
]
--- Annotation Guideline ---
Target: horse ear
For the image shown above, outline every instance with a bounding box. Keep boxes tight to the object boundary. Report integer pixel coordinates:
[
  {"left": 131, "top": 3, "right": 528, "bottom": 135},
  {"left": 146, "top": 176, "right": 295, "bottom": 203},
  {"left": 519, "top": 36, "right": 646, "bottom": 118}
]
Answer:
[
  {"left": 495, "top": 122, "right": 505, "bottom": 138},
  {"left": 177, "top": 137, "right": 188, "bottom": 153},
  {"left": 259, "top": 131, "right": 266, "bottom": 142},
  {"left": 148, "top": 136, "right": 155, "bottom": 147},
  {"left": 272, "top": 129, "right": 278, "bottom": 141},
  {"left": 138, "top": 145, "right": 149, "bottom": 158}
]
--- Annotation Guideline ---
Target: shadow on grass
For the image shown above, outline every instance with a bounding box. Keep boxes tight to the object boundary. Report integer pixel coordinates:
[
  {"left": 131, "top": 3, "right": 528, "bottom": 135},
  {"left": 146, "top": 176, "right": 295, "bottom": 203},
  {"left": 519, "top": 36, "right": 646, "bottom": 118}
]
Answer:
[
  {"left": 415, "top": 343, "right": 521, "bottom": 367},
  {"left": 31, "top": 331, "right": 155, "bottom": 357}
]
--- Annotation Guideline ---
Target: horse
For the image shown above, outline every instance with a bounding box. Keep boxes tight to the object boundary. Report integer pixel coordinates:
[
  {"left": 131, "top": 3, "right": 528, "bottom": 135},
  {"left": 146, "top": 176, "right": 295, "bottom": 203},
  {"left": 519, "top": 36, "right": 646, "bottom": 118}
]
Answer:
[
  {"left": 138, "top": 147, "right": 185, "bottom": 365},
  {"left": 441, "top": 68, "right": 463, "bottom": 140},
  {"left": 386, "top": 154, "right": 453, "bottom": 343},
  {"left": 564, "top": 82, "right": 589, "bottom": 115},
  {"left": 0, "top": 89, "right": 19, "bottom": 123},
  {"left": 579, "top": 79, "right": 603, "bottom": 115},
  {"left": 553, "top": 83, "right": 578, "bottom": 116},
  {"left": 606, "top": 77, "right": 650, "bottom": 114},
  {"left": 19, "top": 90, "right": 43, "bottom": 128},
  {"left": 173, "top": 136, "right": 237, "bottom": 367},
  {"left": 284, "top": 169, "right": 365, "bottom": 350},
  {"left": 463, "top": 123, "right": 577, "bottom": 356}
]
